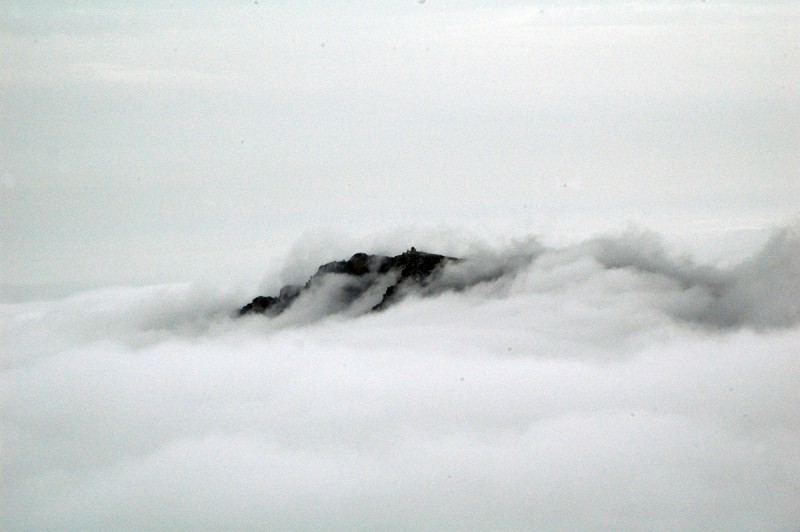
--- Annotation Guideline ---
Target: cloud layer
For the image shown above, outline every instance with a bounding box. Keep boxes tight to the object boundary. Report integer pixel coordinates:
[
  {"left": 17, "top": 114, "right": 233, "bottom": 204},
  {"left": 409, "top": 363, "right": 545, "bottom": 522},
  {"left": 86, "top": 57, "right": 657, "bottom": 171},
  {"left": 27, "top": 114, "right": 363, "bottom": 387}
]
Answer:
[{"left": 2, "top": 226, "right": 800, "bottom": 529}]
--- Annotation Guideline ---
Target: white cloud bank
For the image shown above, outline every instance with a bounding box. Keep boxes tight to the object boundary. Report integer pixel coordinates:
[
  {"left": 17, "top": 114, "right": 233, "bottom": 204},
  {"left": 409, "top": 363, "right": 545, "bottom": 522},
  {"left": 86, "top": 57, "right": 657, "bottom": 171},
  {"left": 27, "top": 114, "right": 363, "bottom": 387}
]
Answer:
[{"left": 2, "top": 225, "right": 799, "bottom": 530}]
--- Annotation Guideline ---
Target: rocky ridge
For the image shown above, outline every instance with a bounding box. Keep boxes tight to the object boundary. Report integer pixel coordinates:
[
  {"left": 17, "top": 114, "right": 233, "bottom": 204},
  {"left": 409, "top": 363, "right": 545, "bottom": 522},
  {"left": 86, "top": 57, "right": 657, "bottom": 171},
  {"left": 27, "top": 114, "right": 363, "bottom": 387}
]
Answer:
[{"left": 239, "top": 248, "right": 459, "bottom": 317}]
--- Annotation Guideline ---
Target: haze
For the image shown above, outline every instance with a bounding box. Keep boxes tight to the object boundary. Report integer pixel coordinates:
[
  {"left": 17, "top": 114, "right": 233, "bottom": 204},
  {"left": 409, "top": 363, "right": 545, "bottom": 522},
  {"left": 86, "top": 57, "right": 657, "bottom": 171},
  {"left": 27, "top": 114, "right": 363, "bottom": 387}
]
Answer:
[
  {"left": 2, "top": 1, "right": 799, "bottom": 530},
  {"left": 2, "top": 1, "right": 798, "bottom": 293}
]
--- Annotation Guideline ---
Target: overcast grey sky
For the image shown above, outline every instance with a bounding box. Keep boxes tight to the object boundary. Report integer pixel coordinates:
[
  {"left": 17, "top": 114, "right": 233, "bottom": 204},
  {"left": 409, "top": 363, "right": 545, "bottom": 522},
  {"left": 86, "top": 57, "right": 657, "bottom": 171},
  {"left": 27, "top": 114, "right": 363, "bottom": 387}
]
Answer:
[{"left": 2, "top": 1, "right": 798, "bottom": 292}]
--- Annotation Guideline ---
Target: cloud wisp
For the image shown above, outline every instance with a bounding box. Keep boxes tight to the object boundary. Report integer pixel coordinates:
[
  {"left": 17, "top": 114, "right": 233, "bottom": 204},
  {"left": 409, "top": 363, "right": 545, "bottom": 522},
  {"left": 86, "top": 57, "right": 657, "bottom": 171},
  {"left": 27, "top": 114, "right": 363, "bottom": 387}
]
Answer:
[
  {"left": 234, "top": 224, "right": 800, "bottom": 332},
  {"left": 2, "top": 225, "right": 799, "bottom": 529}
]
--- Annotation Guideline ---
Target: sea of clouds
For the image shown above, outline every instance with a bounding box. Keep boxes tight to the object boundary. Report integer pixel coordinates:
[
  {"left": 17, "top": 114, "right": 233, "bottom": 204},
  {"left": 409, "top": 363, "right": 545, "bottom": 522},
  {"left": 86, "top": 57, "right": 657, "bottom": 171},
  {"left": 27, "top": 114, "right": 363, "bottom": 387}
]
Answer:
[{"left": 2, "top": 224, "right": 799, "bottom": 530}]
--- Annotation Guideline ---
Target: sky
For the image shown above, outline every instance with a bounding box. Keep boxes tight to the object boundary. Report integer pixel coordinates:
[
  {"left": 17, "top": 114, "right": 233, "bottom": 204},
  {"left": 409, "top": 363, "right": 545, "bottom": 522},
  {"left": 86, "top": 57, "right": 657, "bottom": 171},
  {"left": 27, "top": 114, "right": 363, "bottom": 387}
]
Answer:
[
  {"left": 2, "top": 2, "right": 800, "bottom": 529},
  {"left": 1, "top": 0, "right": 799, "bottom": 295}
]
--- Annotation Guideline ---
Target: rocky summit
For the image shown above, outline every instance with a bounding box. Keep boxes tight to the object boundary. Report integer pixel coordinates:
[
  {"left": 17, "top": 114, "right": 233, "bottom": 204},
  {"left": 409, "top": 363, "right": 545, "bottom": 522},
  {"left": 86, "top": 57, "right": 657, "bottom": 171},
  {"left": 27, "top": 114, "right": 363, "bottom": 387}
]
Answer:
[{"left": 239, "top": 248, "right": 460, "bottom": 317}]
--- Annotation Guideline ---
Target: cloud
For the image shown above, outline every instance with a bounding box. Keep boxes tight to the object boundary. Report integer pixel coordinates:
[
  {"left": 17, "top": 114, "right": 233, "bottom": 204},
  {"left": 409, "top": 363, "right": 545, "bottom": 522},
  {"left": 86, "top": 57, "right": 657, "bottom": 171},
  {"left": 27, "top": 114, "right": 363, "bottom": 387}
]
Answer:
[
  {"left": 584, "top": 224, "right": 800, "bottom": 329},
  {"left": 240, "top": 222, "right": 800, "bottom": 333},
  {"left": 2, "top": 225, "right": 800, "bottom": 529}
]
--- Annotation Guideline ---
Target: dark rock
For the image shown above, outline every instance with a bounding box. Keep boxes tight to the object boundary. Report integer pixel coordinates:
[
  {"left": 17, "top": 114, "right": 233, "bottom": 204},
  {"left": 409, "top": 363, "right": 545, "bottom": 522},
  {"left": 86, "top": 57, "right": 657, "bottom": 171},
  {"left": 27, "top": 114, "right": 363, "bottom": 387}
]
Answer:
[{"left": 238, "top": 248, "right": 459, "bottom": 317}]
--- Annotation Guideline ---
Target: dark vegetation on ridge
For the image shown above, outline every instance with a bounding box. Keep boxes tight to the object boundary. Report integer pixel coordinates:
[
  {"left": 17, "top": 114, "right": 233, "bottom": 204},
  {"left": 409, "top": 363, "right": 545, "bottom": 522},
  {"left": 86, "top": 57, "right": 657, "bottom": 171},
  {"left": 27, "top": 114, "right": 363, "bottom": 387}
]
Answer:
[{"left": 239, "top": 248, "right": 460, "bottom": 317}]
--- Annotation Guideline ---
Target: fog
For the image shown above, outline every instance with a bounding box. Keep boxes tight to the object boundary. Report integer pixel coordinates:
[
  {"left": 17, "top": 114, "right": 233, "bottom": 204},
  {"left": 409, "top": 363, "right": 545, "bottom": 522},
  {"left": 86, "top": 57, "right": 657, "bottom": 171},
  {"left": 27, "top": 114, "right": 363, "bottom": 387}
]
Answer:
[
  {"left": 3, "top": 225, "right": 799, "bottom": 530},
  {"left": 3, "top": 0, "right": 799, "bottom": 528}
]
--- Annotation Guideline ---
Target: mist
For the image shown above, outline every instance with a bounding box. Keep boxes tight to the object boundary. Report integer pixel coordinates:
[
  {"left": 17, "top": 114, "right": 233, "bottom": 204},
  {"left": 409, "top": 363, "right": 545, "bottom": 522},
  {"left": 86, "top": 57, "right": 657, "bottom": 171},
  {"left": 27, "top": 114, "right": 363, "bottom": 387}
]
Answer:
[
  {"left": 3, "top": 0, "right": 799, "bottom": 528},
  {"left": 3, "top": 225, "right": 799, "bottom": 530}
]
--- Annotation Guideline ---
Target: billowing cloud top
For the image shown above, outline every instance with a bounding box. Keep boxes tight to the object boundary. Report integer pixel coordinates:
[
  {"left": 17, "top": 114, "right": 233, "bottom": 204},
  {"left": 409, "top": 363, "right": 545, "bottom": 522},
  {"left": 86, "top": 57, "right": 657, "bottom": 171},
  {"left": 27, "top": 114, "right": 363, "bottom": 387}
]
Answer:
[{"left": 2, "top": 225, "right": 799, "bottom": 529}]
